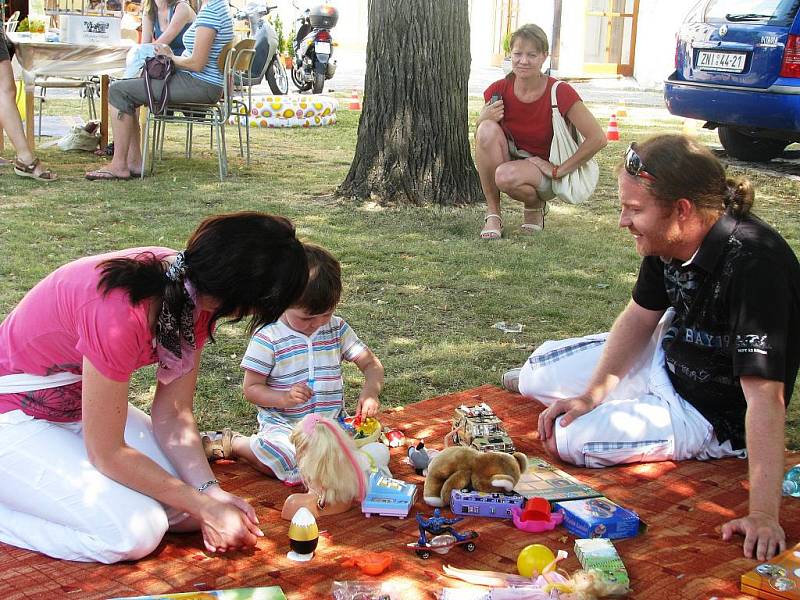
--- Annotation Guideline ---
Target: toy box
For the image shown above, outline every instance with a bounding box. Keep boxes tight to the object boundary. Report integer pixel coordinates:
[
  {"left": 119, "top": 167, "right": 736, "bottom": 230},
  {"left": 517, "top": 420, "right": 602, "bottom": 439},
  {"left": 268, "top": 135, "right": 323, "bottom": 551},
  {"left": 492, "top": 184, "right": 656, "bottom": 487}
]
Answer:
[
  {"left": 741, "top": 541, "right": 800, "bottom": 599},
  {"left": 574, "top": 538, "right": 630, "bottom": 592},
  {"left": 513, "top": 456, "right": 602, "bottom": 503},
  {"left": 450, "top": 488, "right": 525, "bottom": 518},
  {"left": 361, "top": 471, "right": 417, "bottom": 518},
  {"left": 554, "top": 496, "right": 641, "bottom": 540}
]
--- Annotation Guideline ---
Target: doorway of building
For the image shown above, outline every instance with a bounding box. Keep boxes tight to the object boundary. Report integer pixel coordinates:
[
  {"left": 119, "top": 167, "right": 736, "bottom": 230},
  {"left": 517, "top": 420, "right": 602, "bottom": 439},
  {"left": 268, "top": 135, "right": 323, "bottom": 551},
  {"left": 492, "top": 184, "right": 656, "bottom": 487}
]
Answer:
[{"left": 583, "top": 0, "right": 639, "bottom": 76}]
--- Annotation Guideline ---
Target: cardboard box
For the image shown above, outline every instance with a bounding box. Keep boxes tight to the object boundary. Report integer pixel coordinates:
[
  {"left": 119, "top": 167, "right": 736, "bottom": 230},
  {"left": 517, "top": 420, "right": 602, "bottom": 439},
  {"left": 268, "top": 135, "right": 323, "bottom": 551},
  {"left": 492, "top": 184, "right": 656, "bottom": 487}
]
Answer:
[
  {"left": 574, "top": 538, "right": 631, "bottom": 592},
  {"left": 741, "top": 542, "right": 800, "bottom": 599},
  {"left": 60, "top": 14, "right": 120, "bottom": 44},
  {"left": 554, "top": 496, "right": 640, "bottom": 540}
]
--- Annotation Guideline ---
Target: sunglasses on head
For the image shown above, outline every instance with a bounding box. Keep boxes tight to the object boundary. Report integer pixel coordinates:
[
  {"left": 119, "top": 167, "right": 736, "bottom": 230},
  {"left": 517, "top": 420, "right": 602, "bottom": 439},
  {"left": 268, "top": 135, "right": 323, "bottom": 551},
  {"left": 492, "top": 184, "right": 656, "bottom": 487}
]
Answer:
[{"left": 624, "top": 142, "right": 656, "bottom": 181}]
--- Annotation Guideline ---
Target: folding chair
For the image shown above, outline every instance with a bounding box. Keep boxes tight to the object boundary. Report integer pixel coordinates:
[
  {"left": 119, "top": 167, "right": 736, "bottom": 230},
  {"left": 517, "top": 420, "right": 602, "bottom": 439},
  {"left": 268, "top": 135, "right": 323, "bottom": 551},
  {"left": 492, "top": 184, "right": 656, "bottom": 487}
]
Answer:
[
  {"left": 140, "top": 39, "right": 255, "bottom": 181},
  {"left": 34, "top": 76, "right": 99, "bottom": 140}
]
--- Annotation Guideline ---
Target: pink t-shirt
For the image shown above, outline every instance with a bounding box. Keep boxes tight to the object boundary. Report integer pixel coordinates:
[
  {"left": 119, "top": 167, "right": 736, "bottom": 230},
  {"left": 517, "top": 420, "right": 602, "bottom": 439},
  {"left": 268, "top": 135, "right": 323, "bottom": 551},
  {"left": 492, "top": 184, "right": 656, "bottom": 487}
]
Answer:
[{"left": 0, "top": 247, "right": 211, "bottom": 422}]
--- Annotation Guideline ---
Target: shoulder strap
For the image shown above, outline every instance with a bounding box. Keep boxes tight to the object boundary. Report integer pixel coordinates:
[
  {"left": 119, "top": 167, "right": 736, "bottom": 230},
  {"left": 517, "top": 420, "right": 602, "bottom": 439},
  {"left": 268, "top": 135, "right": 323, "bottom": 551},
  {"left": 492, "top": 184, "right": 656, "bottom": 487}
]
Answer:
[{"left": 550, "top": 79, "right": 560, "bottom": 108}]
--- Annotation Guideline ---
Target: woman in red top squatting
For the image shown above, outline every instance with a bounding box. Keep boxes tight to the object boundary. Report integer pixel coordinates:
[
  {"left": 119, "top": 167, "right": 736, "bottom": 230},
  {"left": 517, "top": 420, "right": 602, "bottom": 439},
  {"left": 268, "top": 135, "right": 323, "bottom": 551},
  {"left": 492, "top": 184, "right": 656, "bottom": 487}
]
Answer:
[
  {"left": 0, "top": 212, "right": 308, "bottom": 563},
  {"left": 476, "top": 24, "right": 607, "bottom": 239}
]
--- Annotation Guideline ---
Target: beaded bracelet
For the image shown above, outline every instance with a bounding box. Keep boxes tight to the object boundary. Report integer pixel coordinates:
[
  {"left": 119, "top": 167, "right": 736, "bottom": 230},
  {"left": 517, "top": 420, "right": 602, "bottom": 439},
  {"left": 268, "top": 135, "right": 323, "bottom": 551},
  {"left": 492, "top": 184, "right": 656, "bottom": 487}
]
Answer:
[{"left": 197, "top": 479, "right": 219, "bottom": 493}]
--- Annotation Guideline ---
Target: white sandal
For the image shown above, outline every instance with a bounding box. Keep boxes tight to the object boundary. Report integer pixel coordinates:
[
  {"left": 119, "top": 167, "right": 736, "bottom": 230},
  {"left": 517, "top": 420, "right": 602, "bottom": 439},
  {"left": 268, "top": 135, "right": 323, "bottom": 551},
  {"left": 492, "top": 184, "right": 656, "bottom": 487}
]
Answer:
[
  {"left": 520, "top": 205, "right": 546, "bottom": 234},
  {"left": 480, "top": 213, "right": 503, "bottom": 240},
  {"left": 501, "top": 368, "right": 521, "bottom": 393}
]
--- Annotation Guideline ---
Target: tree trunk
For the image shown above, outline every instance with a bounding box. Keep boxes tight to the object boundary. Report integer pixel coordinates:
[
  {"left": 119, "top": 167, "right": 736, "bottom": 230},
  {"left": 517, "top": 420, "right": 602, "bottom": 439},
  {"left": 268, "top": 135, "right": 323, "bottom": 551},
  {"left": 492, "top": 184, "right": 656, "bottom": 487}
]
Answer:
[{"left": 337, "top": 0, "right": 483, "bottom": 206}]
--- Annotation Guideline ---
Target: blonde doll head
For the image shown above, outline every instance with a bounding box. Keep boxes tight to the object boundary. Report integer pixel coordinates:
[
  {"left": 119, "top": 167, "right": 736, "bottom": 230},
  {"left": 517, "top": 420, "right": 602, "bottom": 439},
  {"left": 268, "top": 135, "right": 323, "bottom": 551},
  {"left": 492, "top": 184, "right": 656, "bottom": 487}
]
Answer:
[{"left": 291, "top": 415, "right": 367, "bottom": 508}]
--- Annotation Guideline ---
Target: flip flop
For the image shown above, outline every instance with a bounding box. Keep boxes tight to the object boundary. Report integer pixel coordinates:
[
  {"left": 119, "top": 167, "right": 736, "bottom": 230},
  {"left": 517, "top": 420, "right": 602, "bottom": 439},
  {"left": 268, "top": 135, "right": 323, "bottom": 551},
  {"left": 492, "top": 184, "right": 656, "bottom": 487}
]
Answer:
[{"left": 85, "top": 169, "right": 130, "bottom": 181}]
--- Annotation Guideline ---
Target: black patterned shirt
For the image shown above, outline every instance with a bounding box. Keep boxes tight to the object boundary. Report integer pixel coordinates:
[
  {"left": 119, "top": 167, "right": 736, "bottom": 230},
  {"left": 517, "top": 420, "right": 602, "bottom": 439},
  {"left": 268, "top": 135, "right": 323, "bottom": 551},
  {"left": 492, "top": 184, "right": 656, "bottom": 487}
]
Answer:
[{"left": 632, "top": 210, "right": 800, "bottom": 449}]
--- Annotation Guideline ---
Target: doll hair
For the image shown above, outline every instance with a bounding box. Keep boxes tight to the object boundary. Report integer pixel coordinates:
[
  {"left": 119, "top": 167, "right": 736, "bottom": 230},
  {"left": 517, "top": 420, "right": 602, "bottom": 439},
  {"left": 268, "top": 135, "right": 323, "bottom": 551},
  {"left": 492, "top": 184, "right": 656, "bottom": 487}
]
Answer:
[{"left": 290, "top": 415, "right": 366, "bottom": 508}]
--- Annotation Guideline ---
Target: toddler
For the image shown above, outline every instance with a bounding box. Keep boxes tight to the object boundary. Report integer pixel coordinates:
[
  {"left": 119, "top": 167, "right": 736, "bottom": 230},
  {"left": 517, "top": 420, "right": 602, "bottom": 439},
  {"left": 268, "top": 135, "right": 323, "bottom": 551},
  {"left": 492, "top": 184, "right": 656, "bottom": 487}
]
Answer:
[{"left": 206, "top": 244, "right": 384, "bottom": 484}]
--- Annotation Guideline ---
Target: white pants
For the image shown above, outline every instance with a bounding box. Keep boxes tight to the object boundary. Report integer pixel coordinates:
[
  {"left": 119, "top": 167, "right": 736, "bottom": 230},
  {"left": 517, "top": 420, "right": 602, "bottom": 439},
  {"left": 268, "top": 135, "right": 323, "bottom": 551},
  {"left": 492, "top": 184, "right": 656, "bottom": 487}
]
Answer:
[
  {"left": 518, "top": 311, "right": 746, "bottom": 467},
  {"left": 0, "top": 404, "right": 187, "bottom": 563}
]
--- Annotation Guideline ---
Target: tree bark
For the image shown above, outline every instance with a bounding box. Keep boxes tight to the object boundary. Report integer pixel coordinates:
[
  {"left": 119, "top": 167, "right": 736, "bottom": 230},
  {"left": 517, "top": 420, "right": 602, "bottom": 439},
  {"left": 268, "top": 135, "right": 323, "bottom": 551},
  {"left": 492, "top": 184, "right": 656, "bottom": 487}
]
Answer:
[{"left": 337, "top": 0, "right": 483, "bottom": 206}]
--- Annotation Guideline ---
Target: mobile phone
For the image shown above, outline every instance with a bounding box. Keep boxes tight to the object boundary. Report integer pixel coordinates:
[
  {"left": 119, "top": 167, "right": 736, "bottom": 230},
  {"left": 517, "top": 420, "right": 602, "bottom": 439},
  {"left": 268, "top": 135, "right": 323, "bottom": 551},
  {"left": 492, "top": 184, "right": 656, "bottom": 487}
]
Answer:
[{"left": 490, "top": 94, "right": 502, "bottom": 103}]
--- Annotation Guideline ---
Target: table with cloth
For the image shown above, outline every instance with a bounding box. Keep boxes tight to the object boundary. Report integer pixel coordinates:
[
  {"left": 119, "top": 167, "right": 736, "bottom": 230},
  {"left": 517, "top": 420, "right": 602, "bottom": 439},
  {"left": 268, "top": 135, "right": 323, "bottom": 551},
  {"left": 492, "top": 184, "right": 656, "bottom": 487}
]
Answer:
[{"left": 4, "top": 33, "right": 132, "bottom": 149}]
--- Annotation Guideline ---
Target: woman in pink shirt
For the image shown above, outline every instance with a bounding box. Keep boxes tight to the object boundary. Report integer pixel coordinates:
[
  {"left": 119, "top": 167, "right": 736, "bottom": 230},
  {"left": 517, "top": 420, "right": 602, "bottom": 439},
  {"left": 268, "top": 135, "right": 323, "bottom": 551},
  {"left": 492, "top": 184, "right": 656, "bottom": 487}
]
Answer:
[{"left": 0, "top": 211, "right": 308, "bottom": 563}]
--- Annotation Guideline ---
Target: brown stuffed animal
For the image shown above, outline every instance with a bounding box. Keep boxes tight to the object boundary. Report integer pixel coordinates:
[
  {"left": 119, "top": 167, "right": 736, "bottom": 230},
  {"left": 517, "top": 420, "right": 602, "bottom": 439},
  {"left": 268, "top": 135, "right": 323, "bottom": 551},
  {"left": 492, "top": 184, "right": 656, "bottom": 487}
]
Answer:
[{"left": 423, "top": 446, "right": 528, "bottom": 507}]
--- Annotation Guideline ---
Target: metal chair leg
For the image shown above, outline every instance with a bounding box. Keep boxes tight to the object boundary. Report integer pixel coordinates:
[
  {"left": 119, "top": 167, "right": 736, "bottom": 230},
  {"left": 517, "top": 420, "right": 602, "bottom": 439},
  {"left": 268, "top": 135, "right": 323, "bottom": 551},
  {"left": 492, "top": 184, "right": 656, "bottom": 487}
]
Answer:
[{"left": 141, "top": 112, "right": 151, "bottom": 177}]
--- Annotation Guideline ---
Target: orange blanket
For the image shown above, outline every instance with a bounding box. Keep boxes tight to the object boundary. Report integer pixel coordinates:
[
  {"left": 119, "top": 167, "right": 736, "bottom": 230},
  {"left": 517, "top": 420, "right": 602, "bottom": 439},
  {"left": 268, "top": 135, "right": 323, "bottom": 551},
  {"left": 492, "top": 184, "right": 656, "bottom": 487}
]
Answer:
[{"left": 2, "top": 385, "right": 798, "bottom": 599}]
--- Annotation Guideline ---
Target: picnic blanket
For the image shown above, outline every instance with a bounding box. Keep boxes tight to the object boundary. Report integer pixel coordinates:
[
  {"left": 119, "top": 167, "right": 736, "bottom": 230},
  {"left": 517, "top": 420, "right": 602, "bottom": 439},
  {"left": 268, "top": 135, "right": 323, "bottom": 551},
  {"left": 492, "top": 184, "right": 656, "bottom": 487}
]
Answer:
[{"left": 1, "top": 385, "right": 799, "bottom": 599}]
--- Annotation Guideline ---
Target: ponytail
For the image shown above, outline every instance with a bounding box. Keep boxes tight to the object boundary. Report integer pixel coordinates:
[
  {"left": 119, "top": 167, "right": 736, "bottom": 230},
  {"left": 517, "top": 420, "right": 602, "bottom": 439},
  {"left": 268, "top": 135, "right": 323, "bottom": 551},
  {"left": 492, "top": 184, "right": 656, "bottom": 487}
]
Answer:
[
  {"left": 724, "top": 177, "right": 755, "bottom": 218},
  {"left": 97, "top": 252, "right": 169, "bottom": 304}
]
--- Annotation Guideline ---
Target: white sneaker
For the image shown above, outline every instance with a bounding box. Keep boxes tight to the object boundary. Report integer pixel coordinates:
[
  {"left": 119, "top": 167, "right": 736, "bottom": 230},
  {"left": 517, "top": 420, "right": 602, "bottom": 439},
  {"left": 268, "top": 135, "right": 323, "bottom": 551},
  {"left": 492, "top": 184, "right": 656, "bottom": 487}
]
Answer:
[{"left": 501, "top": 367, "right": 521, "bottom": 393}]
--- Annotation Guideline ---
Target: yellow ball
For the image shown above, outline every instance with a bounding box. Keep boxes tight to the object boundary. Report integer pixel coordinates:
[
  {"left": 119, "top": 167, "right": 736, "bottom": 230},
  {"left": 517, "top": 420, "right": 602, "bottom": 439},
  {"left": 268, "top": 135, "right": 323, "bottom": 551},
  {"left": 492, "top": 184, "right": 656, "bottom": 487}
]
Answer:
[{"left": 517, "top": 544, "right": 555, "bottom": 577}]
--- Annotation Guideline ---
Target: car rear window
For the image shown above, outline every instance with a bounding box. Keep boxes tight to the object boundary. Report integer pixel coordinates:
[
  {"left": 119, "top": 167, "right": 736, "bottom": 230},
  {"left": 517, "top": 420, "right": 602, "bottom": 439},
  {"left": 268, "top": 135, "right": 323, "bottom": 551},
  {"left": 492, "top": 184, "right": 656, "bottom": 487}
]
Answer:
[{"left": 705, "top": 0, "right": 800, "bottom": 26}]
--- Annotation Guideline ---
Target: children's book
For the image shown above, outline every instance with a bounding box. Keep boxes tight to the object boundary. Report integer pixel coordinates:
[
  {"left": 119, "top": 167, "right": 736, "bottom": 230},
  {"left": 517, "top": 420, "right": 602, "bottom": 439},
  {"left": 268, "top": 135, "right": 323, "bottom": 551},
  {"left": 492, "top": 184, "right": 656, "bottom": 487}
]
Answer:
[
  {"left": 361, "top": 471, "right": 418, "bottom": 518},
  {"left": 741, "top": 542, "right": 800, "bottom": 600},
  {"left": 513, "top": 456, "right": 602, "bottom": 504},
  {"left": 574, "top": 537, "right": 631, "bottom": 592},
  {"left": 108, "top": 587, "right": 287, "bottom": 600}
]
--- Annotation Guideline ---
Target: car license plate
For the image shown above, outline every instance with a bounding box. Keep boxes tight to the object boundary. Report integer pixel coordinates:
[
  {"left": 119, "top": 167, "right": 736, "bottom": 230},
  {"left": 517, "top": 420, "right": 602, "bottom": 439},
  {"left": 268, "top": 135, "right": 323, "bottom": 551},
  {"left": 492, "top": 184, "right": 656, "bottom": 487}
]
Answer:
[
  {"left": 315, "top": 41, "right": 331, "bottom": 54},
  {"left": 696, "top": 50, "right": 746, "bottom": 73}
]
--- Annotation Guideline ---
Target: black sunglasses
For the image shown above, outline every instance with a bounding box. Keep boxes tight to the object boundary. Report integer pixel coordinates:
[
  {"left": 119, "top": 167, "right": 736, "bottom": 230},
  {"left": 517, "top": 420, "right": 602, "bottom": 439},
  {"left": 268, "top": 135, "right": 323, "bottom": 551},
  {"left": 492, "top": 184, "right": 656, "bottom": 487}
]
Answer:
[{"left": 624, "top": 143, "right": 656, "bottom": 181}]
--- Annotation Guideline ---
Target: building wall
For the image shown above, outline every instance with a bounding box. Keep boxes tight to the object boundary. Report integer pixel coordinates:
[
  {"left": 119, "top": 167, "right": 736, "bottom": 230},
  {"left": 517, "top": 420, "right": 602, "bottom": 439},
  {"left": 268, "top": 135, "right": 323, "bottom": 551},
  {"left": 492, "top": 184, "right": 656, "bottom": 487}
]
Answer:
[{"left": 633, "top": 0, "right": 695, "bottom": 88}]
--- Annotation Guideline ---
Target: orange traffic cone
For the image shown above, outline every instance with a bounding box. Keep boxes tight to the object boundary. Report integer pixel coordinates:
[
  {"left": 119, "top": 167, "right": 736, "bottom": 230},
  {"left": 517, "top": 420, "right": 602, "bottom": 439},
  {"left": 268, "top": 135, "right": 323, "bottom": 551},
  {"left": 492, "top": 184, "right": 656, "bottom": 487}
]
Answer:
[
  {"left": 606, "top": 113, "right": 620, "bottom": 142},
  {"left": 348, "top": 90, "right": 362, "bottom": 111},
  {"left": 616, "top": 99, "right": 628, "bottom": 118}
]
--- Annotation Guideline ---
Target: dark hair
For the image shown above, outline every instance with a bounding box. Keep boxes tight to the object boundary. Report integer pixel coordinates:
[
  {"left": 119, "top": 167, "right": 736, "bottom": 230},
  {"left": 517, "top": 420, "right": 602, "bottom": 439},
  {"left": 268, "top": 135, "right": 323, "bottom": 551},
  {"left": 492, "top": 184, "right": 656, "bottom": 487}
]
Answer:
[
  {"left": 294, "top": 243, "right": 341, "bottom": 314},
  {"left": 622, "top": 134, "right": 754, "bottom": 218},
  {"left": 98, "top": 212, "right": 308, "bottom": 336},
  {"left": 510, "top": 23, "right": 549, "bottom": 55}
]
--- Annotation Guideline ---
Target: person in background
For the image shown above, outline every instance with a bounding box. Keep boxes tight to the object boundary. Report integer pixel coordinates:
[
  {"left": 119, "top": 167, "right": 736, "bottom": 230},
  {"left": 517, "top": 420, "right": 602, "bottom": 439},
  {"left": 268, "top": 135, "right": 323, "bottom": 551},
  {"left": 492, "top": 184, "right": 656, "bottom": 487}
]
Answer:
[
  {"left": 476, "top": 23, "right": 605, "bottom": 239},
  {"left": 0, "top": 27, "right": 57, "bottom": 181},
  {"left": 503, "top": 134, "right": 800, "bottom": 561},
  {"left": 86, "top": 0, "right": 232, "bottom": 180},
  {"left": 0, "top": 212, "right": 308, "bottom": 563},
  {"left": 140, "top": 0, "right": 196, "bottom": 56}
]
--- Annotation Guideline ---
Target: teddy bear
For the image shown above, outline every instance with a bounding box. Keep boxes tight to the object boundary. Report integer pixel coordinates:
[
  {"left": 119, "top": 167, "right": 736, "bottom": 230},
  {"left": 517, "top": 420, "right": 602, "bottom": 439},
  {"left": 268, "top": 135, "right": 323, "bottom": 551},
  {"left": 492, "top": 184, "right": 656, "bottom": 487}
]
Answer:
[{"left": 423, "top": 446, "right": 528, "bottom": 507}]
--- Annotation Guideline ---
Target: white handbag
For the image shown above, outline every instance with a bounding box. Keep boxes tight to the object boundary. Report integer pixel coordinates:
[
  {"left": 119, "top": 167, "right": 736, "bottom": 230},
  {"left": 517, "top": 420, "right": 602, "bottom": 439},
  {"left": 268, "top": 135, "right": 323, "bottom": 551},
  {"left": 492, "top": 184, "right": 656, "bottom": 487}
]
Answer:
[{"left": 549, "top": 81, "right": 599, "bottom": 205}]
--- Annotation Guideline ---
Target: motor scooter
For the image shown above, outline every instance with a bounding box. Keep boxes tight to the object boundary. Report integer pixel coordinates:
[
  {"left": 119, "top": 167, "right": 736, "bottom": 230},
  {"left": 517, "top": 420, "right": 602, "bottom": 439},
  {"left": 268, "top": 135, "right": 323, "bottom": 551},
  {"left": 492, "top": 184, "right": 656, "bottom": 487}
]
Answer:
[
  {"left": 233, "top": 1, "right": 289, "bottom": 94},
  {"left": 290, "top": 2, "right": 338, "bottom": 94}
]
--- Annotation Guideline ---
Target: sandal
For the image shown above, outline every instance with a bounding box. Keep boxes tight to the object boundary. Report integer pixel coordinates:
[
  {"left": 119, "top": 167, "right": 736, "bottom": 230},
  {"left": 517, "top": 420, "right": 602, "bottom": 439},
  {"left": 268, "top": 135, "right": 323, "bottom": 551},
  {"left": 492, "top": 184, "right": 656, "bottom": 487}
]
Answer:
[
  {"left": 501, "top": 367, "right": 521, "bottom": 394},
  {"left": 201, "top": 428, "right": 238, "bottom": 462},
  {"left": 520, "top": 204, "right": 548, "bottom": 234},
  {"left": 480, "top": 213, "right": 503, "bottom": 240},
  {"left": 13, "top": 157, "right": 57, "bottom": 181}
]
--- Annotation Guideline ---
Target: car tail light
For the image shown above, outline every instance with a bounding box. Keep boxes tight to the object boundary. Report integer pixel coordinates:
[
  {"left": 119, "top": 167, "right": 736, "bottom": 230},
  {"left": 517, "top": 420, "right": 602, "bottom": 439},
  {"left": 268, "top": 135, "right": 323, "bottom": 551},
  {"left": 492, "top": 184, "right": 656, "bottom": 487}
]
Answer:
[
  {"left": 675, "top": 35, "right": 679, "bottom": 70},
  {"left": 316, "top": 30, "right": 331, "bottom": 42},
  {"left": 780, "top": 34, "right": 800, "bottom": 77}
]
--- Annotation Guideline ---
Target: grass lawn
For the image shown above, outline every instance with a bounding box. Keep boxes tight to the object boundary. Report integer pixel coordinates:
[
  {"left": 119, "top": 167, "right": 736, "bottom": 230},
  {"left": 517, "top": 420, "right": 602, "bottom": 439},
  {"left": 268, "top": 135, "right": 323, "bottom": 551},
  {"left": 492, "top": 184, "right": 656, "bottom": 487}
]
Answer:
[{"left": 2, "top": 95, "right": 799, "bottom": 450}]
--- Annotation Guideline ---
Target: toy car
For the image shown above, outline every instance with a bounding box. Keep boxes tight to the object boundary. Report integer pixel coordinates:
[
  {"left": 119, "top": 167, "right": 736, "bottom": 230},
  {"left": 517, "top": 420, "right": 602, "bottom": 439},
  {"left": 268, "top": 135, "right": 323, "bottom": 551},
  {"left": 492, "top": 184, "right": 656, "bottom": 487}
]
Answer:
[
  {"left": 450, "top": 488, "right": 525, "bottom": 519},
  {"left": 449, "top": 402, "right": 516, "bottom": 453},
  {"left": 406, "top": 510, "right": 478, "bottom": 559}
]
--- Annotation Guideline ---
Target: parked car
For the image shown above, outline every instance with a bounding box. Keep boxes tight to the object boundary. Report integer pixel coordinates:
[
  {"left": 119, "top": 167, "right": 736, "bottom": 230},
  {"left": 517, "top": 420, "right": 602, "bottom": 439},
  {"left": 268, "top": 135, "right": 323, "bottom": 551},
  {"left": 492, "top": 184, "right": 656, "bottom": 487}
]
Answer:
[{"left": 664, "top": 0, "right": 800, "bottom": 161}]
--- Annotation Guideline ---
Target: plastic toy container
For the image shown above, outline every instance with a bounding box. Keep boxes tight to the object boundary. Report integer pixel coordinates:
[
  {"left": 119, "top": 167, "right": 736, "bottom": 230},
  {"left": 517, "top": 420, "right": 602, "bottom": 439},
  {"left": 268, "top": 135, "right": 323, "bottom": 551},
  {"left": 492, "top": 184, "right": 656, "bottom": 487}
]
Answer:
[{"left": 309, "top": 5, "right": 338, "bottom": 28}]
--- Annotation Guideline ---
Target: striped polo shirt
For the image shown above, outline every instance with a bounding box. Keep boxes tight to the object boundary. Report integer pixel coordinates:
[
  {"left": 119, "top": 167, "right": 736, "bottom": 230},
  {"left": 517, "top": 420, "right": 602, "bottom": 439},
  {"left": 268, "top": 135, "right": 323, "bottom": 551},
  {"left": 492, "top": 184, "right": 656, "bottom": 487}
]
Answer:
[
  {"left": 241, "top": 315, "right": 368, "bottom": 425},
  {"left": 180, "top": 0, "right": 233, "bottom": 87}
]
